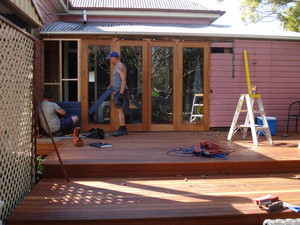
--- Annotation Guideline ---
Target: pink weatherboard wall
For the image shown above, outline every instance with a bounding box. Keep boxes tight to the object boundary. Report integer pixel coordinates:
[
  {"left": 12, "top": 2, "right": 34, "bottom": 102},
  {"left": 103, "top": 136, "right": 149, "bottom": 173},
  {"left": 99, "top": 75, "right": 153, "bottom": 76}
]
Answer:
[{"left": 210, "top": 39, "right": 300, "bottom": 132}]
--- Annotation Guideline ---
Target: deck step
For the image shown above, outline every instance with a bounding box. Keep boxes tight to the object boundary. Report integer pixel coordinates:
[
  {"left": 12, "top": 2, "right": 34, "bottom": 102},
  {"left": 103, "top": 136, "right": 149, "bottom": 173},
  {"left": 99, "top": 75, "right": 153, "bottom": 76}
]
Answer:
[
  {"left": 41, "top": 132, "right": 300, "bottom": 178},
  {"left": 43, "top": 160, "right": 300, "bottom": 178},
  {"left": 7, "top": 174, "right": 300, "bottom": 225}
]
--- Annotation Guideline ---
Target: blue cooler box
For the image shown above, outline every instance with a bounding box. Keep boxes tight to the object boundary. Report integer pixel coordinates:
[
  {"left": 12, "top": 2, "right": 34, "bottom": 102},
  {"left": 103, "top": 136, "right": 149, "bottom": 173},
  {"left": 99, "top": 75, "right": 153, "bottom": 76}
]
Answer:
[{"left": 257, "top": 116, "right": 277, "bottom": 136}]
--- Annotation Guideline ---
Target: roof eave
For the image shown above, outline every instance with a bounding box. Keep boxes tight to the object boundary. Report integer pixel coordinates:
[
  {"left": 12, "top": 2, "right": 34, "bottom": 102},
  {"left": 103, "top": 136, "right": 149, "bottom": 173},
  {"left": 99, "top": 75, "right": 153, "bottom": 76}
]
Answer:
[
  {"left": 40, "top": 30, "right": 300, "bottom": 41},
  {"left": 66, "top": 9, "right": 224, "bottom": 20}
]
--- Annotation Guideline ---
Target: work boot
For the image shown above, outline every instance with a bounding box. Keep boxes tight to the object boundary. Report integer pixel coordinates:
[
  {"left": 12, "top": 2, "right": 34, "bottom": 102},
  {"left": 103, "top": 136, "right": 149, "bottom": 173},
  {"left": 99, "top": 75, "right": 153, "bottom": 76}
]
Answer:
[
  {"left": 95, "top": 128, "right": 105, "bottom": 139},
  {"left": 85, "top": 128, "right": 95, "bottom": 138},
  {"left": 112, "top": 126, "right": 128, "bottom": 137}
]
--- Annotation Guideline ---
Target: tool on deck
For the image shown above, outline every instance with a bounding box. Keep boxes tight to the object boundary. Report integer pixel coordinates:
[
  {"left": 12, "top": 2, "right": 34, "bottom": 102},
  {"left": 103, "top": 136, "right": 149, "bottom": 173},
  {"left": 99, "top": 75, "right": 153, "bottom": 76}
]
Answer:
[
  {"left": 73, "top": 127, "right": 83, "bottom": 147},
  {"left": 253, "top": 194, "right": 300, "bottom": 213},
  {"left": 227, "top": 50, "right": 272, "bottom": 146},
  {"left": 264, "top": 201, "right": 283, "bottom": 212},
  {"left": 283, "top": 202, "right": 300, "bottom": 213},
  {"left": 253, "top": 194, "right": 279, "bottom": 205},
  {"left": 253, "top": 195, "right": 283, "bottom": 212}
]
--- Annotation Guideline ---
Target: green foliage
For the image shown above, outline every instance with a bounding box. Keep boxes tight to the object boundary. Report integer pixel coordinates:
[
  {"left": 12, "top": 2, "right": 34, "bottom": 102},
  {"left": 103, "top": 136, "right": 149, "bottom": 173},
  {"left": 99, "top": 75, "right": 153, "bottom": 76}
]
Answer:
[
  {"left": 279, "top": 2, "right": 300, "bottom": 31},
  {"left": 36, "top": 156, "right": 45, "bottom": 183},
  {"left": 240, "top": 0, "right": 299, "bottom": 31}
]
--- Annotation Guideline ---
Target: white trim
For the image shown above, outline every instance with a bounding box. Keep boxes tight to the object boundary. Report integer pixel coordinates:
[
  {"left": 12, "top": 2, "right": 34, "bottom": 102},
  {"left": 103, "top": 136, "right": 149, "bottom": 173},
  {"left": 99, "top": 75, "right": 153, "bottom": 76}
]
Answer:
[{"left": 67, "top": 10, "right": 222, "bottom": 19}]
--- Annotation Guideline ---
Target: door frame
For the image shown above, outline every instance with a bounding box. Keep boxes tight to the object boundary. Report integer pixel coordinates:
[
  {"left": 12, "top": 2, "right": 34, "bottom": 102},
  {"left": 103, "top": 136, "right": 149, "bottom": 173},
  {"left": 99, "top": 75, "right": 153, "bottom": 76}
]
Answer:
[
  {"left": 81, "top": 39, "right": 210, "bottom": 132},
  {"left": 149, "top": 41, "right": 179, "bottom": 131},
  {"left": 177, "top": 42, "right": 210, "bottom": 131},
  {"left": 115, "top": 40, "right": 149, "bottom": 131},
  {"left": 81, "top": 39, "right": 113, "bottom": 131}
]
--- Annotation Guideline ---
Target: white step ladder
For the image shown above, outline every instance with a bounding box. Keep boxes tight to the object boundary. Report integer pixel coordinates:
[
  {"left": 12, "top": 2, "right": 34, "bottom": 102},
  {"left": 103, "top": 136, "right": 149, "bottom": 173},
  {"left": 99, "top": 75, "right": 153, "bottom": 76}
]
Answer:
[
  {"left": 190, "top": 94, "right": 203, "bottom": 123},
  {"left": 227, "top": 49, "right": 273, "bottom": 146},
  {"left": 227, "top": 93, "right": 273, "bottom": 146}
]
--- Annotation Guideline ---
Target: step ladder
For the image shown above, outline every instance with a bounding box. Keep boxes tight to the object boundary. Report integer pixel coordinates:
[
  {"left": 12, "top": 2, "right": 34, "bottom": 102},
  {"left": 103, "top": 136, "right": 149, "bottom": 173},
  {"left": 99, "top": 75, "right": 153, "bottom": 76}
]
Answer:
[
  {"left": 190, "top": 94, "right": 203, "bottom": 123},
  {"left": 227, "top": 50, "right": 272, "bottom": 146},
  {"left": 227, "top": 93, "right": 273, "bottom": 146}
]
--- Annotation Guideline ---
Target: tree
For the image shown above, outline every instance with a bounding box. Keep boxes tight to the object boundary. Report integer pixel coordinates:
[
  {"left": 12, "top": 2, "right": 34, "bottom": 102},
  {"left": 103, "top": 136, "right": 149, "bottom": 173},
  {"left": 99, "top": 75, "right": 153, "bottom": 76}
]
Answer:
[{"left": 239, "top": 0, "right": 300, "bottom": 32}]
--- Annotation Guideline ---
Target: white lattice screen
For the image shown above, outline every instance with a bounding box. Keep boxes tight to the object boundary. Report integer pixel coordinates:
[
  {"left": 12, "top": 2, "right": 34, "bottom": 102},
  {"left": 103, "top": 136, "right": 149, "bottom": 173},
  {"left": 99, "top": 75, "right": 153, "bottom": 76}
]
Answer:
[{"left": 0, "top": 18, "right": 35, "bottom": 224}]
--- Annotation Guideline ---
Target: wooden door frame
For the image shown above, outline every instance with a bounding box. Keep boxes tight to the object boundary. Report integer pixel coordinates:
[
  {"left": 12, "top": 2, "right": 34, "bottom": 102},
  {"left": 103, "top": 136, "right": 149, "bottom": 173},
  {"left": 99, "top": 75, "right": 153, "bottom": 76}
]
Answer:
[
  {"left": 149, "top": 41, "right": 179, "bottom": 131},
  {"left": 115, "top": 40, "right": 149, "bottom": 131},
  {"left": 81, "top": 39, "right": 113, "bottom": 131},
  {"left": 177, "top": 42, "right": 210, "bottom": 131},
  {"left": 81, "top": 39, "right": 210, "bottom": 132},
  {"left": 149, "top": 41, "right": 210, "bottom": 131}
]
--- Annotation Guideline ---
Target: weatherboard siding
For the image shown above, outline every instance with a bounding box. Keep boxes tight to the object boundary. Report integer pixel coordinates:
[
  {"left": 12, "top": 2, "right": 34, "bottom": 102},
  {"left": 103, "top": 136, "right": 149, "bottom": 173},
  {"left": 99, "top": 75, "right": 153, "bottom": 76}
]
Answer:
[
  {"left": 34, "top": 0, "right": 60, "bottom": 28},
  {"left": 210, "top": 39, "right": 300, "bottom": 132}
]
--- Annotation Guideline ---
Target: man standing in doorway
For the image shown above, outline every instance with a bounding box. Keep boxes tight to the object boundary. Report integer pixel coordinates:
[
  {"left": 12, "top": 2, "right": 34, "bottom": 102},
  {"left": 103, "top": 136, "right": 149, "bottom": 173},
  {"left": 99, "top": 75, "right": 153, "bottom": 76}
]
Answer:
[{"left": 106, "top": 51, "right": 128, "bottom": 136}]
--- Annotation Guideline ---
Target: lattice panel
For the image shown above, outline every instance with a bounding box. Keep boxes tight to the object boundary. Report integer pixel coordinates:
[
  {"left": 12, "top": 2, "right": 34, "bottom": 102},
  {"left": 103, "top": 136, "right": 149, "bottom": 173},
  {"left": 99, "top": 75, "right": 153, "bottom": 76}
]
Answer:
[{"left": 0, "top": 18, "right": 35, "bottom": 224}]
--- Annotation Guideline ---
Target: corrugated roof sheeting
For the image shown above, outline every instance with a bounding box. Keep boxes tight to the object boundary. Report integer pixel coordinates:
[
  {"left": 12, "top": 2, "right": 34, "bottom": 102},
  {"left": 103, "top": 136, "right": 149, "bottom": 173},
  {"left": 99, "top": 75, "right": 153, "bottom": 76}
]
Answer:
[
  {"left": 41, "top": 22, "right": 300, "bottom": 40},
  {"left": 69, "top": 0, "right": 212, "bottom": 11},
  {"left": 42, "top": 21, "right": 208, "bottom": 33}
]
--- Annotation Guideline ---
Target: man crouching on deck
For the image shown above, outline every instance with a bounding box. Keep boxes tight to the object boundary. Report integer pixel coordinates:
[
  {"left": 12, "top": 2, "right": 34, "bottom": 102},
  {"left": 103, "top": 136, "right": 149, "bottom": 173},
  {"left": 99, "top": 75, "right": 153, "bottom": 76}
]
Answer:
[{"left": 106, "top": 51, "right": 128, "bottom": 137}]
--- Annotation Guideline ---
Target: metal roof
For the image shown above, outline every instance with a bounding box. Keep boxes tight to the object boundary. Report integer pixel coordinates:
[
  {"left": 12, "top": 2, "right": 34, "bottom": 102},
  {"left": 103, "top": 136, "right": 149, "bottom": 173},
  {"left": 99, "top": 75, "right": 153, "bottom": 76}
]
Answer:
[
  {"left": 68, "top": 0, "right": 214, "bottom": 11},
  {"left": 41, "top": 22, "right": 300, "bottom": 40}
]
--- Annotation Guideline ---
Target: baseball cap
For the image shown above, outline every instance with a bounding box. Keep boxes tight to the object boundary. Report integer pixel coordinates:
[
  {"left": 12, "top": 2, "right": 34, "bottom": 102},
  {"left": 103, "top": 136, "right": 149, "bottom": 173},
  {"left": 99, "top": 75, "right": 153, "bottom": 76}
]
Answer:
[{"left": 106, "top": 51, "right": 119, "bottom": 60}]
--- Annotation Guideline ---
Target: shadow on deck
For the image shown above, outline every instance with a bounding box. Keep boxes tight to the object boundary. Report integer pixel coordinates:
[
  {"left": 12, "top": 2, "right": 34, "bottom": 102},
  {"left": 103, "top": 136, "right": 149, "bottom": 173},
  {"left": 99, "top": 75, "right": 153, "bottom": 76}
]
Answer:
[{"left": 7, "top": 131, "right": 300, "bottom": 225}]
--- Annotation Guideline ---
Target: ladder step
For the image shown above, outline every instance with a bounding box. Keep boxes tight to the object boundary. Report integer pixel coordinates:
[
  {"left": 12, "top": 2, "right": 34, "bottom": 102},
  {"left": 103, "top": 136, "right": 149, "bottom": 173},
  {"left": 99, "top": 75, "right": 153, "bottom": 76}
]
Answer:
[
  {"left": 253, "top": 110, "right": 265, "bottom": 113},
  {"left": 255, "top": 126, "right": 269, "bottom": 130},
  {"left": 237, "top": 124, "right": 268, "bottom": 129},
  {"left": 193, "top": 104, "right": 203, "bottom": 106},
  {"left": 239, "top": 110, "right": 264, "bottom": 113}
]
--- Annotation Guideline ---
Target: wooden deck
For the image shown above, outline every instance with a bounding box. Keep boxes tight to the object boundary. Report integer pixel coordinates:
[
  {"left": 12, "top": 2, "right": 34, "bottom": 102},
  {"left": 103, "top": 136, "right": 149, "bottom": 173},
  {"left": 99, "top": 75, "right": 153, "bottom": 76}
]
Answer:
[
  {"left": 7, "top": 131, "right": 300, "bottom": 225},
  {"left": 42, "top": 131, "right": 300, "bottom": 178},
  {"left": 7, "top": 173, "right": 300, "bottom": 225}
]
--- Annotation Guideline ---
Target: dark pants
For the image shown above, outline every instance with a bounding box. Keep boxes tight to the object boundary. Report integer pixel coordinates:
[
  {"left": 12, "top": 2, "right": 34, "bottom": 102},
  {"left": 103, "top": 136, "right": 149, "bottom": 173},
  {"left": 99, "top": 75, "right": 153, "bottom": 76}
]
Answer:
[{"left": 114, "top": 89, "right": 129, "bottom": 110}]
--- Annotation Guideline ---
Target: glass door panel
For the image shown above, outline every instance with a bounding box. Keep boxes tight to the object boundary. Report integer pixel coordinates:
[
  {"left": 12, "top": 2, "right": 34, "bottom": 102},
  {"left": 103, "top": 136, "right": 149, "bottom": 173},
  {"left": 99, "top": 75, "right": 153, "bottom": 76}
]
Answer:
[
  {"left": 151, "top": 47, "right": 173, "bottom": 124},
  {"left": 88, "top": 46, "right": 111, "bottom": 124},
  {"left": 182, "top": 47, "right": 204, "bottom": 124},
  {"left": 120, "top": 46, "right": 143, "bottom": 124}
]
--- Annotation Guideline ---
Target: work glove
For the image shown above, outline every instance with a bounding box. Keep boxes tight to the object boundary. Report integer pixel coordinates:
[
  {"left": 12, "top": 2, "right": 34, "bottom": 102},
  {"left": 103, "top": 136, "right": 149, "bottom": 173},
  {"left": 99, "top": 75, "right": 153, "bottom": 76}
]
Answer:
[{"left": 118, "top": 93, "right": 124, "bottom": 103}]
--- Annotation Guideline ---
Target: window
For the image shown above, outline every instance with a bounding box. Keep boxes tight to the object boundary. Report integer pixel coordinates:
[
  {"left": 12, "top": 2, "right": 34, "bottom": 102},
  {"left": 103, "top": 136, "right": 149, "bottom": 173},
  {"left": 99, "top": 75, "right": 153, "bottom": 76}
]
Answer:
[{"left": 44, "top": 40, "right": 79, "bottom": 101}]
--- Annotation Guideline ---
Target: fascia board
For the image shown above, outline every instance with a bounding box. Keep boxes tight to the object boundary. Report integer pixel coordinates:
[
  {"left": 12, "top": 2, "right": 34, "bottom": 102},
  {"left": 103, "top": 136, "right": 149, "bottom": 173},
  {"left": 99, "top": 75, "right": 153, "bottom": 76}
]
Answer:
[{"left": 66, "top": 10, "right": 222, "bottom": 19}]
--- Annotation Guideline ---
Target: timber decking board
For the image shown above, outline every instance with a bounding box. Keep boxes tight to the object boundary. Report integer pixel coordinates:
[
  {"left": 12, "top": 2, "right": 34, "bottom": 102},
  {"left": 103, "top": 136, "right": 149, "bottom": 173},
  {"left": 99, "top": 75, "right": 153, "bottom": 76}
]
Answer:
[
  {"left": 36, "top": 138, "right": 64, "bottom": 155},
  {"left": 7, "top": 132, "right": 300, "bottom": 225},
  {"left": 43, "top": 160, "right": 300, "bottom": 178},
  {"left": 7, "top": 173, "right": 300, "bottom": 225},
  {"left": 43, "top": 131, "right": 300, "bottom": 164},
  {"left": 41, "top": 131, "right": 300, "bottom": 177}
]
